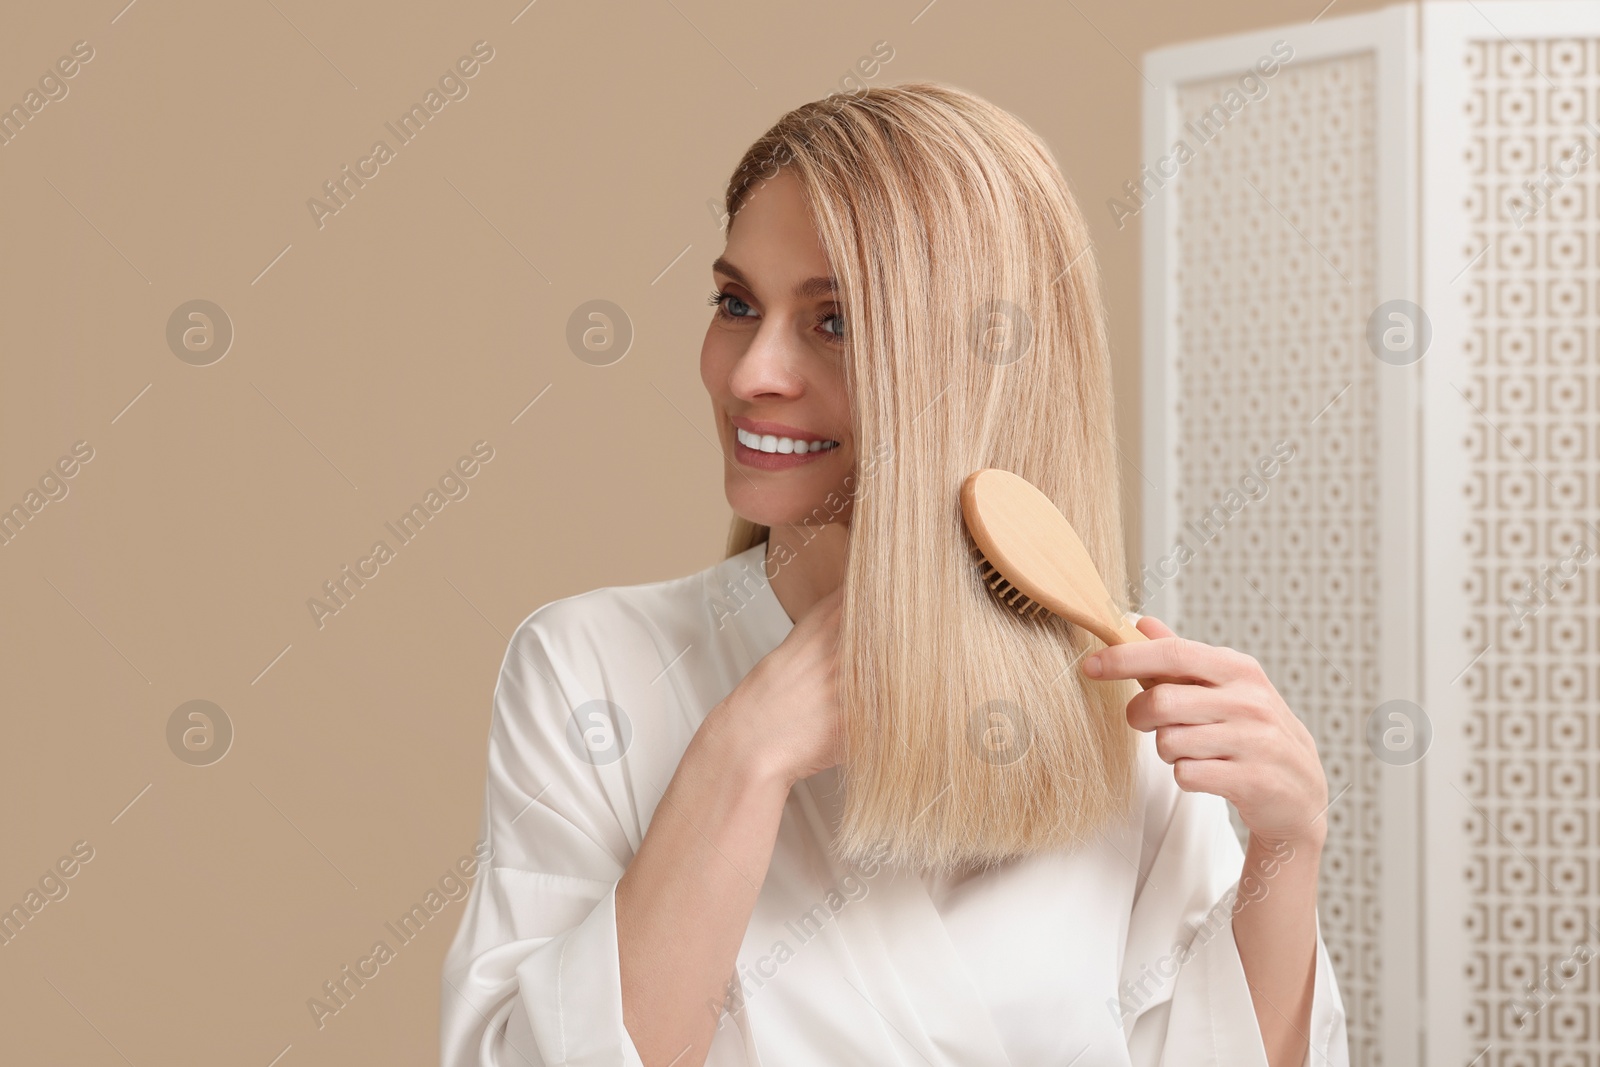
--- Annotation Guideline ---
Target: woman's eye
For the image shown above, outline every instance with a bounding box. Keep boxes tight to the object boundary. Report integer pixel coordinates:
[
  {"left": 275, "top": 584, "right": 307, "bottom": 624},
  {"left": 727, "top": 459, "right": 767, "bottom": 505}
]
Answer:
[
  {"left": 721, "top": 294, "right": 754, "bottom": 318},
  {"left": 709, "top": 289, "right": 841, "bottom": 341}
]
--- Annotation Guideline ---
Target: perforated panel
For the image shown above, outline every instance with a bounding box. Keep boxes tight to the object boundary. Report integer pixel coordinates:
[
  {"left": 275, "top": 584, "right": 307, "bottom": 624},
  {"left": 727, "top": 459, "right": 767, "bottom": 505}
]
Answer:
[
  {"left": 1449, "top": 29, "right": 1600, "bottom": 1065},
  {"left": 1147, "top": 5, "right": 1600, "bottom": 1065},
  {"left": 1162, "top": 52, "right": 1386, "bottom": 1066}
]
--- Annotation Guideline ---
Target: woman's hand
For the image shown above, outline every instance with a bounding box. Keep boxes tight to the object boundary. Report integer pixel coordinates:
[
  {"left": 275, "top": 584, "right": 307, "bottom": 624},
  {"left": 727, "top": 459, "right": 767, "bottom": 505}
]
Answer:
[
  {"left": 704, "top": 584, "right": 843, "bottom": 788},
  {"left": 618, "top": 587, "right": 840, "bottom": 1067},
  {"left": 1081, "top": 615, "right": 1329, "bottom": 849}
]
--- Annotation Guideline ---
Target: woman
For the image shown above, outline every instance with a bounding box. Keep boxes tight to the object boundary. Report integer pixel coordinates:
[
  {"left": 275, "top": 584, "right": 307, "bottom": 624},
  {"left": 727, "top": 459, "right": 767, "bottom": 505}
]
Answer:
[{"left": 441, "top": 83, "right": 1346, "bottom": 1067}]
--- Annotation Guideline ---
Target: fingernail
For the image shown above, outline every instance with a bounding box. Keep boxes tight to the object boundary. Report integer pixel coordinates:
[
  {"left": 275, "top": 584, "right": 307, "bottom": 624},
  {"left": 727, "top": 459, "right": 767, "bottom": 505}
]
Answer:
[{"left": 1083, "top": 654, "right": 1102, "bottom": 677}]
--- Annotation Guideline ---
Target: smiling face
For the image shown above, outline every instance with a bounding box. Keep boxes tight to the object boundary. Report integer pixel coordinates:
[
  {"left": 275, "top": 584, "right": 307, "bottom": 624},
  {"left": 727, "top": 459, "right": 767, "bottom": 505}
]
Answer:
[{"left": 701, "top": 169, "right": 858, "bottom": 530}]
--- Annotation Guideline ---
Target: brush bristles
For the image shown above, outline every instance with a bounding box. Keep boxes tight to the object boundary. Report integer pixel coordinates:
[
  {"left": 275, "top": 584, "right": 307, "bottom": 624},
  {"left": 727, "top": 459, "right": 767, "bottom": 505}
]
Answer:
[{"left": 969, "top": 542, "right": 1050, "bottom": 619}]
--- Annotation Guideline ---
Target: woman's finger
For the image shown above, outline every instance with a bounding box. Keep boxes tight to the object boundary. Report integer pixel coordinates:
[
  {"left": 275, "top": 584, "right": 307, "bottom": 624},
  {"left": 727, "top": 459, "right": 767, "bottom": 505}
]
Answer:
[
  {"left": 1171, "top": 756, "right": 1238, "bottom": 798},
  {"left": 1153, "top": 722, "right": 1237, "bottom": 764},
  {"left": 1084, "top": 633, "right": 1252, "bottom": 688},
  {"left": 1124, "top": 681, "right": 1233, "bottom": 731},
  {"left": 1134, "top": 614, "right": 1177, "bottom": 640}
]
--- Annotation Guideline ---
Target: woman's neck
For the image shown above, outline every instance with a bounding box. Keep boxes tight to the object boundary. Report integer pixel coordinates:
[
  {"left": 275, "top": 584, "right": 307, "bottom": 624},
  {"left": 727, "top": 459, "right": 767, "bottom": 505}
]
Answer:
[{"left": 765, "top": 520, "right": 848, "bottom": 624}]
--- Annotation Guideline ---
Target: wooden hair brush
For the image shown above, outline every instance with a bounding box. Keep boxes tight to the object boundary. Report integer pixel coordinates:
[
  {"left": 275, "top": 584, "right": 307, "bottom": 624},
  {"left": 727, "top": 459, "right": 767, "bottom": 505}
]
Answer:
[{"left": 960, "top": 468, "right": 1150, "bottom": 655}]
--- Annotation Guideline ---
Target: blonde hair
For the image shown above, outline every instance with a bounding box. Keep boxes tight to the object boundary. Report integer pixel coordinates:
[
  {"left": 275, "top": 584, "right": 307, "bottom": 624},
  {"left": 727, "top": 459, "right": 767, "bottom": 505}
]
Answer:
[{"left": 719, "top": 82, "right": 1139, "bottom": 872}]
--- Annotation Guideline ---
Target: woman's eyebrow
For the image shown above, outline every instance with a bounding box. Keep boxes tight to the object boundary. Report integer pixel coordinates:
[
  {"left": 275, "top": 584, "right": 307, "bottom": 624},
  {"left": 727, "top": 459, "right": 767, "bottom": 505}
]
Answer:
[{"left": 712, "top": 256, "right": 837, "bottom": 299}]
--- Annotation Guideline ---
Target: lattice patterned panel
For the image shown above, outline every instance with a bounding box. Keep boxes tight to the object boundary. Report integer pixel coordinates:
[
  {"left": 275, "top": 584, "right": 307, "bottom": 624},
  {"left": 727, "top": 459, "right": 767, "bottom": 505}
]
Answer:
[
  {"left": 1160, "top": 53, "right": 1385, "bottom": 1066},
  {"left": 1449, "top": 29, "right": 1600, "bottom": 1067}
]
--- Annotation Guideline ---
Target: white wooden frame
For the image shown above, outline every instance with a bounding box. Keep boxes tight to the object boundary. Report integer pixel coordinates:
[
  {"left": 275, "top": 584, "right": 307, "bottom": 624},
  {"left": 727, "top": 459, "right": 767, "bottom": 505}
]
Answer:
[{"left": 1142, "top": 5, "right": 1421, "bottom": 1062}]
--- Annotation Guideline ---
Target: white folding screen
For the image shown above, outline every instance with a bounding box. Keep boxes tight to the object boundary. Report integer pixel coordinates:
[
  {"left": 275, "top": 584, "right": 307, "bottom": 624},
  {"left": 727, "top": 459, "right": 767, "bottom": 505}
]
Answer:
[
  {"left": 1142, "top": 3, "right": 1600, "bottom": 1065},
  {"left": 1421, "top": 5, "right": 1600, "bottom": 1064}
]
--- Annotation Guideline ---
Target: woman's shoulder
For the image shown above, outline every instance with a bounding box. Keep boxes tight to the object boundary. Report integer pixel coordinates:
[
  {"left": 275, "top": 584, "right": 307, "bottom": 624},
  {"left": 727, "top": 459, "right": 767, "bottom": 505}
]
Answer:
[{"left": 504, "top": 543, "right": 767, "bottom": 676}]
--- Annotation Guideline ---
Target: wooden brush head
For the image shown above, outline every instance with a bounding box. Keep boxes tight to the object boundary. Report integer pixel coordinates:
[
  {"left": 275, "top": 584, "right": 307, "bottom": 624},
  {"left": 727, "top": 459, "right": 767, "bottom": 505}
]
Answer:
[{"left": 960, "top": 468, "right": 1146, "bottom": 648}]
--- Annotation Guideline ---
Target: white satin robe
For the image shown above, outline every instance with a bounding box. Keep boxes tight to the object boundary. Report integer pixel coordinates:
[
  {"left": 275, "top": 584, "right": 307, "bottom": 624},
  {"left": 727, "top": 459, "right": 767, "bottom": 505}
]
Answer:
[{"left": 440, "top": 541, "right": 1349, "bottom": 1067}]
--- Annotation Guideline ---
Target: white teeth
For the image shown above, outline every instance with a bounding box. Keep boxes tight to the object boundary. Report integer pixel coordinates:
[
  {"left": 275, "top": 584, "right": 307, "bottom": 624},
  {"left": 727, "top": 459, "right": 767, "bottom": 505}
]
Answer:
[{"left": 737, "top": 427, "right": 840, "bottom": 455}]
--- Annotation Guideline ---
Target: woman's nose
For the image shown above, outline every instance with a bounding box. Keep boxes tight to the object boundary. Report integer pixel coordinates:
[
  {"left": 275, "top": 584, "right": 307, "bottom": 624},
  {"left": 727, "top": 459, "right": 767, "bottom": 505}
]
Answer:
[{"left": 728, "top": 325, "right": 805, "bottom": 401}]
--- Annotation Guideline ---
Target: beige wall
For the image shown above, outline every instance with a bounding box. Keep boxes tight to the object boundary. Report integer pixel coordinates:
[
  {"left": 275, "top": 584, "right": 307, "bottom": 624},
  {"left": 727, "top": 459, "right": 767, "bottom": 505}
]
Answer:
[{"left": 0, "top": 1, "right": 1393, "bottom": 1061}]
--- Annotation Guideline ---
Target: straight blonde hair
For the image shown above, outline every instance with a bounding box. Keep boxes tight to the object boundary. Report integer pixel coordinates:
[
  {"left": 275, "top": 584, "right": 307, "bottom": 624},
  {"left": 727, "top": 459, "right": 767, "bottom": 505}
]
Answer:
[{"left": 720, "top": 83, "right": 1140, "bottom": 873}]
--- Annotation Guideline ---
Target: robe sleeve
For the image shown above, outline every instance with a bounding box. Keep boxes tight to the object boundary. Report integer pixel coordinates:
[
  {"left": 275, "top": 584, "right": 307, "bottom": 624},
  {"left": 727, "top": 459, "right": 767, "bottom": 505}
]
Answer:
[
  {"left": 1119, "top": 743, "right": 1349, "bottom": 1067},
  {"left": 440, "top": 606, "right": 647, "bottom": 1067}
]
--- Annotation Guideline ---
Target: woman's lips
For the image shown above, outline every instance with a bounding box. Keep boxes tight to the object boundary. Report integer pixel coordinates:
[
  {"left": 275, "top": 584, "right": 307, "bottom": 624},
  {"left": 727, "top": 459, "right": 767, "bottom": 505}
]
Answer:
[{"left": 729, "top": 416, "right": 841, "bottom": 470}]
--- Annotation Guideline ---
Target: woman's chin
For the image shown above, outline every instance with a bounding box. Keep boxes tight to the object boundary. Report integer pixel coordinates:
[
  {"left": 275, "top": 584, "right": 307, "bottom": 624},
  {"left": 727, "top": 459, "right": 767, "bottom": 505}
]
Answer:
[
  {"left": 728, "top": 503, "right": 811, "bottom": 528},
  {"left": 723, "top": 457, "right": 860, "bottom": 530},
  {"left": 726, "top": 493, "right": 853, "bottom": 532}
]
